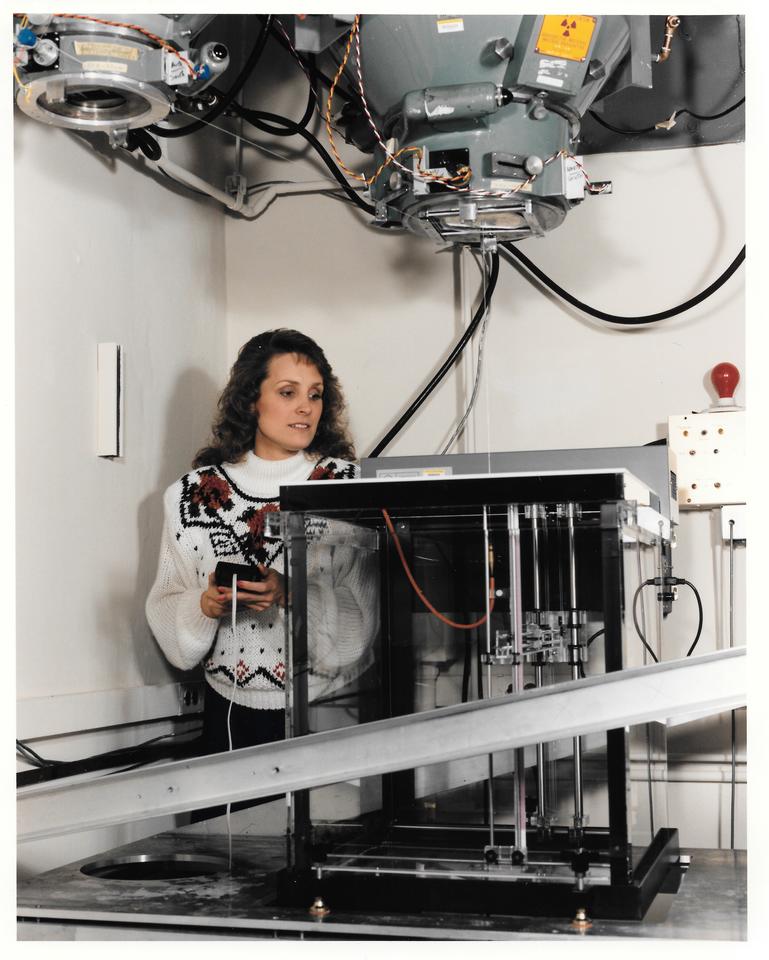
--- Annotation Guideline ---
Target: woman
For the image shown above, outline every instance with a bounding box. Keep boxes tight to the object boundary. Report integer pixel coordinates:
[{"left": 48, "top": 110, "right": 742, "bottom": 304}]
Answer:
[{"left": 146, "top": 329, "right": 371, "bottom": 774}]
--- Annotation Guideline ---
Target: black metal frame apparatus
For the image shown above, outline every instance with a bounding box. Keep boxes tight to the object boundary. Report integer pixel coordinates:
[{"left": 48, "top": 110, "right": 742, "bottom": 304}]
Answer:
[{"left": 276, "top": 472, "right": 681, "bottom": 921}]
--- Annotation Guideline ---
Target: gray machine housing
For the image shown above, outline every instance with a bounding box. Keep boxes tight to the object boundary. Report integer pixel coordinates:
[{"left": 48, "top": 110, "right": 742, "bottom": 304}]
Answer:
[{"left": 362, "top": 443, "right": 677, "bottom": 524}]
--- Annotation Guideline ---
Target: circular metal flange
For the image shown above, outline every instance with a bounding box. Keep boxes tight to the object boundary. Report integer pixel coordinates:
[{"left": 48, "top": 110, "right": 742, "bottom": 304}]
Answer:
[
  {"left": 15, "top": 71, "right": 172, "bottom": 132},
  {"left": 397, "top": 192, "right": 568, "bottom": 244}
]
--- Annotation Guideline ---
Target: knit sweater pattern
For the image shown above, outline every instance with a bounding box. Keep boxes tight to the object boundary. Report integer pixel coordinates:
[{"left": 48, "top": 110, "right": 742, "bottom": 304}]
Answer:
[{"left": 146, "top": 451, "right": 374, "bottom": 710}]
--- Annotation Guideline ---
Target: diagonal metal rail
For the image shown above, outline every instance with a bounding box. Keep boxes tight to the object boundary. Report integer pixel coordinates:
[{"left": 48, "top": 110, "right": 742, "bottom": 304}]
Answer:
[{"left": 18, "top": 648, "right": 745, "bottom": 841}]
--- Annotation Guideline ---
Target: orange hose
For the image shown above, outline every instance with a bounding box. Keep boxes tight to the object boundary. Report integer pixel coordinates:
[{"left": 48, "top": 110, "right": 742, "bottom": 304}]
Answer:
[{"left": 382, "top": 508, "right": 494, "bottom": 630}]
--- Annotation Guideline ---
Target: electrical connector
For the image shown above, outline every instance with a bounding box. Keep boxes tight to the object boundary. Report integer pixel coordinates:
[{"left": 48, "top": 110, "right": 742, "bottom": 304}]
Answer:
[{"left": 17, "top": 27, "right": 38, "bottom": 47}]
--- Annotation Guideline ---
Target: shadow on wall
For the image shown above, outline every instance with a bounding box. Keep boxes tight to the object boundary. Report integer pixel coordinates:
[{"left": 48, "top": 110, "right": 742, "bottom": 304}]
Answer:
[{"left": 129, "top": 366, "right": 221, "bottom": 685}]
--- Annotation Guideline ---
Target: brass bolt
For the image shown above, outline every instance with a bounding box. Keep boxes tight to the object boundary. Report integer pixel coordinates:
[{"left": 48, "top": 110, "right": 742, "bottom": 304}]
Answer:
[
  {"left": 692, "top": 483, "right": 697, "bottom": 490},
  {"left": 689, "top": 450, "right": 696, "bottom": 456},
  {"left": 571, "top": 906, "right": 593, "bottom": 930},
  {"left": 309, "top": 896, "right": 330, "bottom": 918},
  {"left": 714, "top": 482, "right": 721, "bottom": 489}
]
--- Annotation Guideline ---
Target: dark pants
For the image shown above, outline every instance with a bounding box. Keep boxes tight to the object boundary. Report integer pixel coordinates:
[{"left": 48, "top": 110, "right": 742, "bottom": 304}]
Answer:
[{"left": 190, "top": 684, "right": 285, "bottom": 822}]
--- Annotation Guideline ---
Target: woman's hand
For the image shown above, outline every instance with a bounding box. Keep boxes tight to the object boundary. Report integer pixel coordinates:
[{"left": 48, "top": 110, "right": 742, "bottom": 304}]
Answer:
[
  {"left": 235, "top": 566, "right": 286, "bottom": 614},
  {"left": 200, "top": 573, "right": 232, "bottom": 619}
]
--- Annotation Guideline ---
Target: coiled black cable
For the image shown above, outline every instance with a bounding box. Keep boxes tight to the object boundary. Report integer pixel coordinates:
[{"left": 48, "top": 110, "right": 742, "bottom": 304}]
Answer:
[
  {"left": 149, "top": 15, "right": 273, "bottom": 139},
  {"left": 228, "top": 102, "right": 375, "bottom": 215},
  {"left": 368, "top": 251, "right": 500, "bottom": 457},
  {"left": 500, "top": 241, "right": 745, "bottom": 326}
]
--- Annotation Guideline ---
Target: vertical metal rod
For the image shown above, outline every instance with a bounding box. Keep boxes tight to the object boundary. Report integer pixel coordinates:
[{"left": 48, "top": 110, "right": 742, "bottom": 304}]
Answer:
[
  {"left": 566, "top": 503, "right": 583, "bottom": 830},
  {"left": 656, "top": 520, "right": 664, "bottom": 652},
  {"left": 729, "top": 519, "right": 736, "bottom": 850},
  {"left": 535, "top": 662, "right": 546, "bottom": 824},
  {"left": 508, "top": 504, "right": 527, "bottom": 858},
  {"left": 532, "top": 505, "right": 546, "bottom": 827},
  {"left": 636, "top": 539, "right": 655, "bottom": 839},
  {"left": 482, "top": 506, "right": 495, "bottom": 848},
  {"left": 531, "top": 506, "right": 541, "bottom": 613}
]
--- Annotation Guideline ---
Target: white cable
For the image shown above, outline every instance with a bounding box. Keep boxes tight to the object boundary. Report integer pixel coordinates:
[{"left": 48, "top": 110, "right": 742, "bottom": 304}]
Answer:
[
  {"left": 226, "top": 572, "right": 237, "bottom": 869},
  {"left": 483, "top": 252, "right": 492, "bottom": 473},
  {"left": 441, "top": 252, "right": 493, "bottom": 455}
]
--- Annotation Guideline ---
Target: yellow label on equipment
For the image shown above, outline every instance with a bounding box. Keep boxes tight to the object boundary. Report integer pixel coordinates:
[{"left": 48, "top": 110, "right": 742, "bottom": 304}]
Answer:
[
  {"left": 74, "top": 41, "right": 140, "bottom": 61},
  {"left": 535, "top": 15, "right": 596, "bottom": 62}
]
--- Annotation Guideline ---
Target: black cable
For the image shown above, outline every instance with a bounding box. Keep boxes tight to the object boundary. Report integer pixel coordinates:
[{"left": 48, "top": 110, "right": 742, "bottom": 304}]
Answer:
[
  {"left": 149, "top": 14, "right": 273, "bottom": 138},
  {"left": 632, "top": 578, "right": 704, "bottom": 663},
  {"left": 269, "top": 20, "right": 357, "bottom": 103},
  {"left": 500, "top": 241, "right": 745, "bottom": 326},
  {"left": 295, "top": 71, "right": 317, "bottom": 131},
  {"left": 682, "top": 579, "right": 704, "bottom": 657},
  {"left": 632, "top": 582, "right": 660, "bottom": 663},
  {"left": 125, "top": 128, "right": 161, "bottom": 161},
  {"left": 16, "top": 728, "right": 203, "bottom": 787},
  {"left": 588, "top": 96, "right": 745, "bottom": 135},
  {"left": 461, "top": 634, "right": 473, "bottom": 703},
  {"left": 269, "top": 26, "right": 318, "bottom": 132},
  {"left": 368, "top": 252, "right": 500, "bottom": 457},
  {"left": 586, "top": 628, "right": 605, "bottom": 646},
  {"left": 16, "top": 739, "right": 53, "bottom": 768},
  {"left": 229, "top": 102, "right": 375, "bottom": 214}
]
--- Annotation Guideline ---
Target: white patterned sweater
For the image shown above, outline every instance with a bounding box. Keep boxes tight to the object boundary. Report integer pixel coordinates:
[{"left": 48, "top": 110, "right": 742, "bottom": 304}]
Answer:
[{"left": 146, "top": 451, "right": 377, "bottom": 709}]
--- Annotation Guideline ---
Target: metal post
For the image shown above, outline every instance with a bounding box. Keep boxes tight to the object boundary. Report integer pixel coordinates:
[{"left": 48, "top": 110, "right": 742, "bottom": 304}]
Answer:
[
  {"left": 729, "top": 519, "right": 736, "bottom": 851},
  {"left": 287, "top": 511, "right": 310, "bottom": 871},
  {"left": 508, "top": 504, "right": 527, "bottom": 859},
  {"left": 566, "top": 503, "right": 583, "bottom": 832},
  {"left": 601, "top": 502, "right": 630, "bottom": 884},
  {"left": 530, "top": 504, "right": 547, "bottom": 831},
  {"left": 482, "top": 506, "right": 495, "bottom": 849},
  {"left": 636, "top": 540, "right": 655, "bottom": 839},
  {"left": 531, "top": 505, "right": 541, "bottom": 614},
  {"left": 535, "top": 662, "right": 547, "bottom": 827}
]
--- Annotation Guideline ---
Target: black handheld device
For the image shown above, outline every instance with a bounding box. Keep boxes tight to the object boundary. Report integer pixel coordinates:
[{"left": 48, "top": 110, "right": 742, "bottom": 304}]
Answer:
[{"left": 214, "top": 561, "right": 265, "bottom": 587}]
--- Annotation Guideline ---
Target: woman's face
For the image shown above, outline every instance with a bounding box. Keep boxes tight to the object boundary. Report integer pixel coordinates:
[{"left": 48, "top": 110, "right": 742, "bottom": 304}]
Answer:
[{"left": 253, "top": 353, "right": 324, "bottom": 460}]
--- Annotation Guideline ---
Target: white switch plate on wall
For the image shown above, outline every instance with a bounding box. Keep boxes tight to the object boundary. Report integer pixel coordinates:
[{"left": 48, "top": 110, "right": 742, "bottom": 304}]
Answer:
[{"left": 96, "top": 342, "right": 123, "bottom": 457}]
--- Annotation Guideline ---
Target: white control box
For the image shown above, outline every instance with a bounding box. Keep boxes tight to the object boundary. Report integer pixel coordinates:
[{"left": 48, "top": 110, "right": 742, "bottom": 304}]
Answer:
[{"left": 667, "top": 410, "right": 745, "bottom": 507}]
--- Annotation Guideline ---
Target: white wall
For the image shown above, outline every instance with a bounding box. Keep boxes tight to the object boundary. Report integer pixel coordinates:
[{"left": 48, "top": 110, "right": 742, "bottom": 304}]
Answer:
[
  {"left": 225, "top": 65, "right": 746, "bottom": 850},
  {"left": 15, "top": 114, "right": 229, "bottom": 700},
  {"left": 14, "top": 112, "right": 230, "bottom": 874}
]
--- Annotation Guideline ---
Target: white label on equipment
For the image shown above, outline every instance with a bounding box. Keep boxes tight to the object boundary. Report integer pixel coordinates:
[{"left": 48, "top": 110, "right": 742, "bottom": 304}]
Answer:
[
  {"left": 564, "top": 156, "right": 585, "bottom": 199},
  {"left": 437, "top": 17, "right": 464, "bottom": 33},
  {"left": 164, "top": 49, "right": 190, "bottom": 85},
  {"left": 74, "top": 41, "right": 139, "bottom": 60},
  {"left": 83, "top": 60, "right": 128, "bottom": 74},
  {"left": 488, "top": 177, "right": 526, "bottom": 192},
  {"left": 536, "top": 56, "right": 567, "bottom": 88}
]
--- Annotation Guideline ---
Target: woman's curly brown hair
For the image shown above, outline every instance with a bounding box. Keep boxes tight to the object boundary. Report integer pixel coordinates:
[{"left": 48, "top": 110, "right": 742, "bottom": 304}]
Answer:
[{"left": 193, "top": 329, "right": 355, "bottom": 467}]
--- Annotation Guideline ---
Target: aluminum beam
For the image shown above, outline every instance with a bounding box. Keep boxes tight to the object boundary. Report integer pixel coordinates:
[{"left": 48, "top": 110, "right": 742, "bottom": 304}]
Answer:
[{"left": 18, "top": 648, "right": 745, "bottom": 841}]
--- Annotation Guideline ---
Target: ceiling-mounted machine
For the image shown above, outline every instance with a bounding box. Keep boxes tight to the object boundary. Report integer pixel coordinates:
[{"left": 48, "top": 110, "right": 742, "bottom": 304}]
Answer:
[
  {"left": 13, "top": 13, "right": 228, "bottom": 145},
  {"left": 298, "top": 14, "right": 654, "bottom": 244}
]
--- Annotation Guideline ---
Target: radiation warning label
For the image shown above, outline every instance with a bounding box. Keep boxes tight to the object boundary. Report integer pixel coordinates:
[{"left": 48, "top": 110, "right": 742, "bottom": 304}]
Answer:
[{"left": 535, "top": 15, "right": 596, "bottom": 62}]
